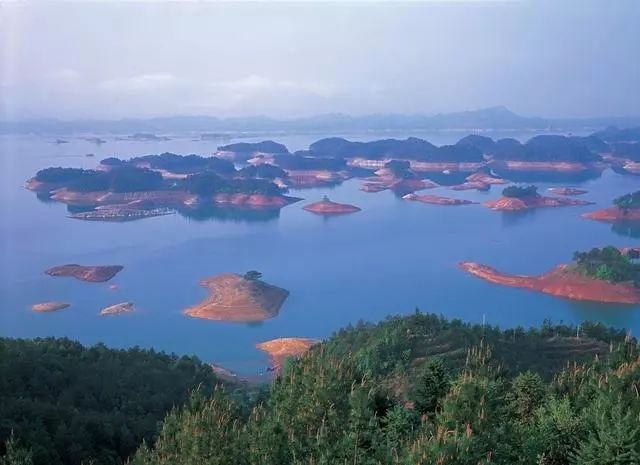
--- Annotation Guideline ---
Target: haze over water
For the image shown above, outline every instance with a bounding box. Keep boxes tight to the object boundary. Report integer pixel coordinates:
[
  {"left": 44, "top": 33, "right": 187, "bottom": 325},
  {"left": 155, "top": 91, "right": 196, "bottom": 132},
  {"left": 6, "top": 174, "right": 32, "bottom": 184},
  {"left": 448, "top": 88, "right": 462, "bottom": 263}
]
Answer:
[{"left": 1, "top": 131, "right": 639, "bottom": 374}]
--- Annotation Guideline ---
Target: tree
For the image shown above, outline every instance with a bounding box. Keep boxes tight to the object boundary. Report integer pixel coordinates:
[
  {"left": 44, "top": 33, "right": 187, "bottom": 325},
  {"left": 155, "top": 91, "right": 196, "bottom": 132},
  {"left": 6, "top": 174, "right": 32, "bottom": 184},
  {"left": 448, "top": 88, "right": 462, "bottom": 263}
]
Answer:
[
  {"left": 0, "top": 435, "right": 33, "bottom": 465},
  {"left": 508, "top": 371, "right": 546, "bottom": 421},
  {"left": 409, "top": 357, "right": 450, "bottom": 416},
  {"left": 243, "top": 271, "right": 262, "bottom": 281},
  {"left": 572, "top": 397, "right": 640, "bottom": 465}
]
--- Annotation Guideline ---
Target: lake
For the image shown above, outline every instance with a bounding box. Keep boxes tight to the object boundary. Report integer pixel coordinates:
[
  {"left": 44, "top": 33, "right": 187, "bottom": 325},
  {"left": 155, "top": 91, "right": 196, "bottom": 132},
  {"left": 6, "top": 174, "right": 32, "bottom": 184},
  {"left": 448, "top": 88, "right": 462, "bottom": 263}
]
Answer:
[{"left": 1, "top": 131, "right": 639, "bottom": 375}]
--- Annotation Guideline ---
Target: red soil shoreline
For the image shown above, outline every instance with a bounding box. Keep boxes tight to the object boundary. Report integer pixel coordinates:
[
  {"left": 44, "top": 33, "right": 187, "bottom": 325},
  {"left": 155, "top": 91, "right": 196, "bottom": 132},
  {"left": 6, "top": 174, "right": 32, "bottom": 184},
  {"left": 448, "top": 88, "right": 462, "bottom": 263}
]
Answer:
[
  {"left": 459, "top": 261, "right": 640, "bottom": 304},
  {"left": 184, "top": 273, "right": 289, "bottom": 322}
]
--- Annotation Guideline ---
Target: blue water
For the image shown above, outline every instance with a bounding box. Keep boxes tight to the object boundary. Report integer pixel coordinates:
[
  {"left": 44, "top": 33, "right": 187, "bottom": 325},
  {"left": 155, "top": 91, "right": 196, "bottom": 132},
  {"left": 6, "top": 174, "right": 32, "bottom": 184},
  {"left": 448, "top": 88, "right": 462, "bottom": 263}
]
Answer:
[{"left": 1, "top": 132, "right": 639, "bottom": 374}]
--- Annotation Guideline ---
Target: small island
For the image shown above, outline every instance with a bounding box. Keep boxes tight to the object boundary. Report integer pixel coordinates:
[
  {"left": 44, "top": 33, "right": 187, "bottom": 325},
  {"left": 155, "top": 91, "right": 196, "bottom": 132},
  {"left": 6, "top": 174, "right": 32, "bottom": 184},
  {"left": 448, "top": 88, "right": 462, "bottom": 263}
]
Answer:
[
  {"left": 484, "top": 185, "right": 593, "bottom": 211},
  {"left": 402, "top": 193, "right": 475, "bottom": 206},
  {"left": 45, "top": 264, "right": 123, "bottom": 282},
  {"left": 184, "top": 271, "right": 289, "bottom": 322},
  {"left": 303, "top": 196, "right": 361, "bottom": 215},
  {"left": 32, "top": 302, "right": 70, "bottom": 313},
  {"left": 256, "top": 337, "right": 320, "bottom": 372},
  {"left": 361, "top": 160, "right": 438, "bottom": 195},
  {"left": 583, "top": 190, "right": 640, "bottom": 222},
  {"left": 100, "top": 302, "right": 135, "bottom": 316},
  {"left": 547, "top": 187, "right": 588, "bottom": 196},
  {"left": 460, "top": 246, "right": 640, "bottom": 304}
]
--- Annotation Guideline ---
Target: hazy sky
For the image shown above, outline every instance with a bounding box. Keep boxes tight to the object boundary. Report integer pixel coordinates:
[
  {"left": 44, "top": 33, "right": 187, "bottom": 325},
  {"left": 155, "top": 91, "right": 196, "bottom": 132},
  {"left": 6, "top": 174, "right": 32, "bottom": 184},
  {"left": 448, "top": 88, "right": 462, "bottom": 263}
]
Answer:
[{"left": 1, "top": 0, "right": 638, "bottom": 120}]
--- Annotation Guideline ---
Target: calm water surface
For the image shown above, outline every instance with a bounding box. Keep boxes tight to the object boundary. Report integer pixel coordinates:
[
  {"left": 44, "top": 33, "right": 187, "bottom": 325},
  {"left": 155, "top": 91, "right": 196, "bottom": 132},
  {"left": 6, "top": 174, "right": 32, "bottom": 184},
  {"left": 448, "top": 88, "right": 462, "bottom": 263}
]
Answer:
[{"left": 1, "top": 132, "right": 639, "bottom": 374}]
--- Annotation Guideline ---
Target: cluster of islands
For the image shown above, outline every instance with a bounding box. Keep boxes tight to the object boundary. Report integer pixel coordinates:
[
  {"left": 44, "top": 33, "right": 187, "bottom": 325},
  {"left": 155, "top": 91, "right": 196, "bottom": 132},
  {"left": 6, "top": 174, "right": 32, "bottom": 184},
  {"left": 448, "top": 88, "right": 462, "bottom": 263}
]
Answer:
[{"left": 27, "top": 126, "right": 640, "bottom": 370}]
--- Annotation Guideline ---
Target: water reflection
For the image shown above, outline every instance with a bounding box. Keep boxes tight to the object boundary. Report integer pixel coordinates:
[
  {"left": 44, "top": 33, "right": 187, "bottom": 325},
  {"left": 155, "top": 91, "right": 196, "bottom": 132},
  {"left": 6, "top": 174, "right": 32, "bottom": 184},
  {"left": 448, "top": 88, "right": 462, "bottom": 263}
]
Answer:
[
  {"left": 611, "top": 221, "right": 640, "bottom": 239},
  {"left": 499, "top": 209, "right": 537, "bottom": 228},
  {"left": 177, "top": 205, "right": 281, "bottom": 223},
  {"left": 492, "top": 169, "right": 602, "bottom": 183}
]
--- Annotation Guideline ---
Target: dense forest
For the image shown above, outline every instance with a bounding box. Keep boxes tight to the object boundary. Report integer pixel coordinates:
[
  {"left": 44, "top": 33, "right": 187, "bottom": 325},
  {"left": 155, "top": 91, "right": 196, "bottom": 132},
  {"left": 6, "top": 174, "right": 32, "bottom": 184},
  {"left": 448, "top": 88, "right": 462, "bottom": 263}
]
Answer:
[
  {"left": 3, "top": 313, "right": 638, "bottom": 465},
  {"left": 0, "top": 339, "right": 232, "bottom": 465}
]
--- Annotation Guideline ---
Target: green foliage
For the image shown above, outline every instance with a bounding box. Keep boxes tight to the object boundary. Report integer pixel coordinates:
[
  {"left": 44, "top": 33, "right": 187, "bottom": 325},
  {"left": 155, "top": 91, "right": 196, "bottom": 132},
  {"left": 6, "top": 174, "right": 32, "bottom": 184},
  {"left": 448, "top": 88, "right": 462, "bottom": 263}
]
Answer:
[
  {"left": 613, "top": 191, "right": 640, "bottom": 210},
  {"left": 573, "top": 246, "right": 640, "bottom": 286},
  {"left": 0, "top": 338, "right": 223, "bottom": 465},
  {"left": 182, "top": 172, "right": 281, "bottom": 196},
  {"left": 4, "top": 314, "right": 639, "bottom": 465},
  {"left": 572, "top": 396, "right": 640, "bottom": 465},
  {"left": 502, "top": 184, "right": 538, "bottom": 198},
  {"left": 408, "top": 357, "right": 450, "bottom": 416}
]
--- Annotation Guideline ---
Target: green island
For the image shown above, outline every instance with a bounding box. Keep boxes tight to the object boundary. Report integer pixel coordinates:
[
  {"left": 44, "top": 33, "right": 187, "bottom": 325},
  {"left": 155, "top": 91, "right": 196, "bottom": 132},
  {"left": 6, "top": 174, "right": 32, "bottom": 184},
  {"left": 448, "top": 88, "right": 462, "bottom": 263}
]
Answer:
[{"left": 3, "top": 313, "right": 639, "bottom": 465}]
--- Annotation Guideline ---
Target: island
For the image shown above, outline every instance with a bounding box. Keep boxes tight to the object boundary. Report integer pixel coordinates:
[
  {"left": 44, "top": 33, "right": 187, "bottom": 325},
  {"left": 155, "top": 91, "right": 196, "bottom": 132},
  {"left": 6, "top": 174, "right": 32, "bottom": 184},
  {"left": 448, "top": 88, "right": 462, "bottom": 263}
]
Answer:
[
  {"left": 583, "top": 190, "right": 640, "bottom": 222},
  {"left": 484, "top": 185, "right": 593, "bottom": 211},
  {"left": 100, "top": 302, "right": 134, "bottom": 316},
  {"left": 256, "top": 337, "right": 320, "bottom": 372},
  {"left": 216, "top": 141, "right": 290, "bottom": 161},
  {"left": 547, "top": 187, "right": 588, "bottom": 196},
  {"left": 32, "top": 302, "right": 70, "bottom": 313},
  {"left": 184, "top": 271, "right": 289, "bottom": 322},
  {"left": 45, "top": 264, "right": 123, "bottom": 282},
  {"left": 460, "top": 246, "right": 640, "bottom": 304},
  {"left": 26, "top": 158, "right": 301, "bottom": 221},
  {"left": 402, "top": 193, "right": 475, "bottom": 206},
  {"left": 303, "top": 196, "right": 361, "bottom": 215}
]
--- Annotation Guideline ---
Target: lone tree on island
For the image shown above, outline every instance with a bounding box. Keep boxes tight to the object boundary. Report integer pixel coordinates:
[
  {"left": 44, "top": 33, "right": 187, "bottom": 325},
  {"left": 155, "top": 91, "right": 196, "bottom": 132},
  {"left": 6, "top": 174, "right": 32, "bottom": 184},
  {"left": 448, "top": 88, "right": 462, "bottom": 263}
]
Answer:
[{"left": 243, "top": 270, "right": 263, "bottom": 281}]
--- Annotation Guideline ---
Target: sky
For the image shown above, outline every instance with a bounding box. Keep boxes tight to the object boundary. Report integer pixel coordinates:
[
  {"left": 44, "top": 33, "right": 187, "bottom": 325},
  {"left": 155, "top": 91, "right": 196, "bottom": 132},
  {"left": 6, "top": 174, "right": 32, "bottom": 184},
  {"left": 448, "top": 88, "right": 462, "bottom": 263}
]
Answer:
[{"left": 1, "top": 0, "right": 639, "bottom": 120}]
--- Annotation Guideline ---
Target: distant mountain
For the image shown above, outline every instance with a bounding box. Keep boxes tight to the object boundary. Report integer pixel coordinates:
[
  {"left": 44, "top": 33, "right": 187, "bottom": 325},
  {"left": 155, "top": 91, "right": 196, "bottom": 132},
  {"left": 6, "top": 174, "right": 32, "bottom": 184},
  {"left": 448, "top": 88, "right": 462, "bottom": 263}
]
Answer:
[{"left": 2, "top": 106, "right": 640, "bottom": 135}]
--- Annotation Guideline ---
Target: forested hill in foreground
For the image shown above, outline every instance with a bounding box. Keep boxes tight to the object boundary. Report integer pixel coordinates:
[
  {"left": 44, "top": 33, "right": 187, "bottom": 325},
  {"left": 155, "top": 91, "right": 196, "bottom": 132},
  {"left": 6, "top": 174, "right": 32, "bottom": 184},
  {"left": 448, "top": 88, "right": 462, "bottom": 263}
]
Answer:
[{"left": 2, "top": 312, "right": 639, "bottom": 465}]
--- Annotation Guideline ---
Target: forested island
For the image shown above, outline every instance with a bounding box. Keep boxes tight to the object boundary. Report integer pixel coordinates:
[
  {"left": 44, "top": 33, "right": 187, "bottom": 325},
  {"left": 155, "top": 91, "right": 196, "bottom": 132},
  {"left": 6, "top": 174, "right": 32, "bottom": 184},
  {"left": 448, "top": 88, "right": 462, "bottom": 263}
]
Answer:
[
  {"left": 461, "top": 246, "right": 640, "bottom": 303},
  {"left": 2, "top": 312, "right": 638, "bottom": 465}
]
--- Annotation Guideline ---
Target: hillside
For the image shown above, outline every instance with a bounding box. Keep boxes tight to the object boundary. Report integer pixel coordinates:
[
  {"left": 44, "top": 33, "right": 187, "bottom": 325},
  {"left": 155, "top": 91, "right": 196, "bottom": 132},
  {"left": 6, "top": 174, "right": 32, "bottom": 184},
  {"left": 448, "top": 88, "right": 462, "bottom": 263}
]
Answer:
[{"left": 2, "top": 313, "right": 637, "bottom": 465}]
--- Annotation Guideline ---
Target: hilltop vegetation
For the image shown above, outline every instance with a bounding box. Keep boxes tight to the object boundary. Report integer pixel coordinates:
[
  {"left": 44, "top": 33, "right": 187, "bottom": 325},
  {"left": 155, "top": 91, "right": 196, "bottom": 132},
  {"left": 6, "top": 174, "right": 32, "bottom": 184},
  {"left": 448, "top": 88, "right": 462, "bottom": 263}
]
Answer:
[
  {"left": 3, "top": 313, "right": 638, "bottom": 465},
  {"left": 573, "top": 246, "right": 640, "bottom": 286},
  {"left": 129, "top": 313, "right": 639, "bottom": 465}
]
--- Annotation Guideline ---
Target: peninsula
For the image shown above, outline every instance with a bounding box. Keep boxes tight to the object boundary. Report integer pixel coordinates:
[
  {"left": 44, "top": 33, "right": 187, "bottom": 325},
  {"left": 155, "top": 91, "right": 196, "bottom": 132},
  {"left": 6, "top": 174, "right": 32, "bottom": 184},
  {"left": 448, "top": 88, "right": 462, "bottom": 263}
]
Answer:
[
  {"left": 184, "top": 271, "right": 289, "bottom": 322},
  {"left": 460, "top": 246, "right": 640, "bottom": 304},
  {"left": 45, "top": 264, "right": 123, "bottom": 282}
]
